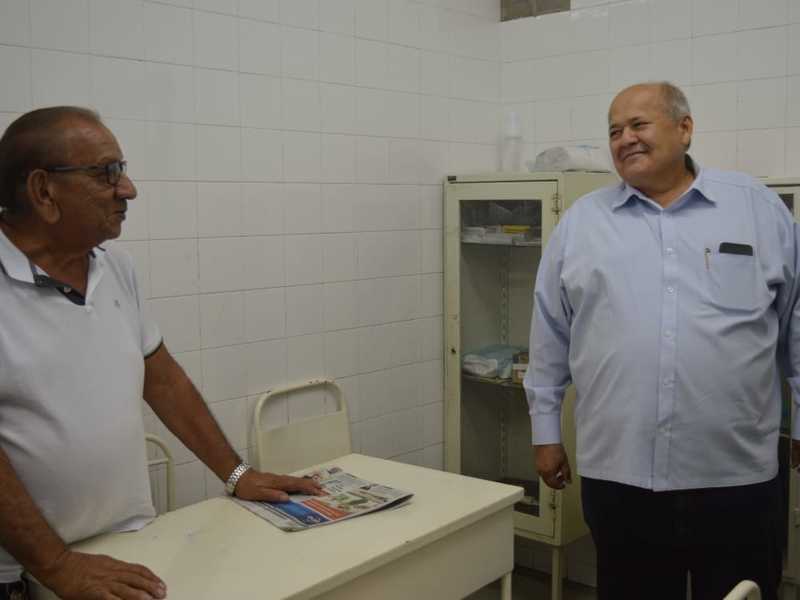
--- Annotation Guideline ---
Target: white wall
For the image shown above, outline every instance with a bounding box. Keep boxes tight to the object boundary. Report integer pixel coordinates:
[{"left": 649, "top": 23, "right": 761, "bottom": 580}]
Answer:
[
  {"left": 502, "top": 0, "right": 800, "bottom": 178},
  {"left": 0, "top": 0, "right": 501, "bottom": 509},
  {"left": 502, "top": 0, "right": 799, "bottom": 586}
]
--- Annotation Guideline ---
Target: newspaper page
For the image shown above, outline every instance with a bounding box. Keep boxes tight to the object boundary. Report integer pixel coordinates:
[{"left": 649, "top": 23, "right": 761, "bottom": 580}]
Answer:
[{"left": 234, "top": 466, "right": 413, "bottom": 532}]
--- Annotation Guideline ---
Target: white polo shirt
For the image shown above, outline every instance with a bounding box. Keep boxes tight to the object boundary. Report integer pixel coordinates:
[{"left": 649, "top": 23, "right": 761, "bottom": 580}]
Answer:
[{"left": 0, "top": 229, "right": 161, "bottom": 582}]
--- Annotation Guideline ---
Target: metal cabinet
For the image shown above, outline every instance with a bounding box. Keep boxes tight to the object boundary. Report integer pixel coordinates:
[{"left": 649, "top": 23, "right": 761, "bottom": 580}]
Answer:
[{"left": 443, "top": 171, "right": 616, "bottom": 600}]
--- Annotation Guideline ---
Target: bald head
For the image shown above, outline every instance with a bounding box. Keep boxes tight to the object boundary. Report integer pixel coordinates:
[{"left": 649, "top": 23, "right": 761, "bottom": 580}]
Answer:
[
  {"left": 0, "top": 107, "right": 103, "bottom": 215},
  {"left": 610, "top": 82, "right": 691, "bottom": 125}
]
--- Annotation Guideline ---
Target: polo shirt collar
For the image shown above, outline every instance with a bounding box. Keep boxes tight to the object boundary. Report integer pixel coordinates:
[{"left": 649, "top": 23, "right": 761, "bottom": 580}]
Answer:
[
  {"left": 0, "top": 225, "right": 37, "bottom": 284},
  {"left": 0, "top": 225, "right": 106, "bottom": 297},
  {"left": 611, "top": 155, "right": 716, "bottom": 211}
]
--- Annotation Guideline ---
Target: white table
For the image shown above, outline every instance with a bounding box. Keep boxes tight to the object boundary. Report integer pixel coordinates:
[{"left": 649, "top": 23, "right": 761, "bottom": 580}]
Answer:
[{"left": 30, "top": 454, "right": 523, "bottom": 600}]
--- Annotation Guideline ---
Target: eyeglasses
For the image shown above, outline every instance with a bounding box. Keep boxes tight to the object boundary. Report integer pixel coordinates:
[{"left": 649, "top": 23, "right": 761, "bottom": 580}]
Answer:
[{"left": 44, "top": 160, "right": 128, "bottom": 186}]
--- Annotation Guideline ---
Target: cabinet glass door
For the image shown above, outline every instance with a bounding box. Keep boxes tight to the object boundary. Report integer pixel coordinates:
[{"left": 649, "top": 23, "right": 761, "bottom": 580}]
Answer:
[
  {"left": 445, "top": 180, "right": 558, "bottom": 538},
  {"left": 771, "top": 186, "right": 798, "bottom": 220}
]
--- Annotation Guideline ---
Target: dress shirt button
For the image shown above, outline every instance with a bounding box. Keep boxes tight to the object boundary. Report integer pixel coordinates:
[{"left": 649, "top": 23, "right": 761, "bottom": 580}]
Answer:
[
  {"left": 664, "top": 330, "right": 673, "bottom": 338},
  {"left": 666, "top": 286, "right": 675, "bottom": 294},
  {"left": 665, "top": 247, "right": 674, "bottom": 255}
]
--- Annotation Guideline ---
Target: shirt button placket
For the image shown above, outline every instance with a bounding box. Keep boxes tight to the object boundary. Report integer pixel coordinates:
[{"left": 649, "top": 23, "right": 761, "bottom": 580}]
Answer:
[{"left": 655, "top": 214, "right": 679, "bottom": 488}]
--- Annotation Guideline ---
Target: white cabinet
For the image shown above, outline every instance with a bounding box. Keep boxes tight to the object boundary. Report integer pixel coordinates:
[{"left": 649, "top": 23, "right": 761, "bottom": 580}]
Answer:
[
  {"left": 766, "top": 178, "right": 800, "bottom": 220},
  {"left": 443, "top": 171, "right": 616, "bottom": 600}
]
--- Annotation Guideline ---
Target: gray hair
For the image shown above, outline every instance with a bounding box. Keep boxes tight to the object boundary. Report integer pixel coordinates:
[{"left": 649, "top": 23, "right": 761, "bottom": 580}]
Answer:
[
  {"left": 0, "top": 106, "right": 103, "bottom": 214},
  {"left": 656, "top": 82, "right": 692, "bottom": 149},
  {"left": 657, "top": 81, "right": 692, "bottom": 122}
]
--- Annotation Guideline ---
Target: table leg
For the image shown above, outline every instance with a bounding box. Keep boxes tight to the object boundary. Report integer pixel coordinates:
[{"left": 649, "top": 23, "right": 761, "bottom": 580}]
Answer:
[
  {"left": 551, "top": 546, "right": 564, "bottom": 600},
  {"left": 781, "top": 582, "right": 798, "bottom": 600},
  {"left": 500, "top": 571, "right": 512, "bottom": 600}
]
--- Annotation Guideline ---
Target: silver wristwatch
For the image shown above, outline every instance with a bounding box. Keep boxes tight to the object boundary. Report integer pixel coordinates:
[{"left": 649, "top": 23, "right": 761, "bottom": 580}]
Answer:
[{"left": 224, "top": 461, "right": 251, "bottom": 495}]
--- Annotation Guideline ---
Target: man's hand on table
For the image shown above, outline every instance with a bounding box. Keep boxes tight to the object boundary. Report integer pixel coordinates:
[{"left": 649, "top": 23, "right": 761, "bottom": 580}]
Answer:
[
  {"left": 535, "top": 443, "right": 572, "bottom": 490},
  {"left": 234, "top": 470, "right": 325, "bottom": 502},
  {"left": 36, "top": 550, "right": 166, "bottom": 599}
]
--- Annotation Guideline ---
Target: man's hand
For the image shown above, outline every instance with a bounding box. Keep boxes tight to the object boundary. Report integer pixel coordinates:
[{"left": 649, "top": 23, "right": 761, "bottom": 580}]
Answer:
[
  {"left": 535, "top": 444, "right": 572, "bottom": 490},
  {"left": 36, "top": 550, "right": 166, "bottom": 600},
  {"left": 792, "top": 439, "right": 800, "bottom": 472},
  {"left": 234, "top": 470, "right": 324, "bottom": 502},
  {"left": 143, "top": 347, "right": 324, "bottom": 505}
]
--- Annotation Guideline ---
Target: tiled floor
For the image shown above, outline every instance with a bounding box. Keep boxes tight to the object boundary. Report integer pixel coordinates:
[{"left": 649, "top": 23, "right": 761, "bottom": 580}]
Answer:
[{"left": 467, "top": 568, "right": 596, "bottom": 600}]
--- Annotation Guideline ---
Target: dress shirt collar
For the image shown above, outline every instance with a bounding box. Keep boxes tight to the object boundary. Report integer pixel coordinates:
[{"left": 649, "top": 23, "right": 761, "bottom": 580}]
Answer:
[{"left": 612, "top": 155, "right": 716, "bottom": 211}]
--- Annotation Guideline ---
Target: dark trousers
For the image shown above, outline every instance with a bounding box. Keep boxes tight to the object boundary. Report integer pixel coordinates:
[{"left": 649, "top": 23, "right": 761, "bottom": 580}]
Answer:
[
  {"left": 581, "top": 476, "right": 783, "bottom": 600},
  {"left": 0, "top": 580, "right": 27, "bottom": 600}
]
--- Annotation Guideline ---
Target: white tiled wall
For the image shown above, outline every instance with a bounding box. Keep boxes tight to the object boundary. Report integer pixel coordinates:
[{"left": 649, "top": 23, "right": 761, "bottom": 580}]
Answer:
[
  {"left": 0, "top": 0, "right": 500, "bottom": 509},
  {"left": 502, "top": 0, "right": 800, "bottom": 585},
  {"left": 502, "top": 0, "right": 800, "bottom": 178}
]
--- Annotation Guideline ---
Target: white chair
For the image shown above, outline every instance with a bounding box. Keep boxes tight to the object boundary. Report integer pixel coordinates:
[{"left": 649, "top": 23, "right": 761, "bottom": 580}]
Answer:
[
  {"left": 252, "top": 378, "right": 351, "bottom": 473},
  {"left": 723, "top": 580, "right": 762, "bottom": 600},
  {"left": 145, "top": 434, "right": 175, "bottom": 513}
]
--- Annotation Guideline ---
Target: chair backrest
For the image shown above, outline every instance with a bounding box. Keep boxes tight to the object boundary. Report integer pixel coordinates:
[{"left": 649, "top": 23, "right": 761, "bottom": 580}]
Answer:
[
  {"left": 253, "top": 378, "right": 351, "bottom": 473},
  {"left": 145, "top": 434, "right": 175, "bottom": 512},
  {"left": 723, "top": 581, "right": 761, "bottom": 600}
]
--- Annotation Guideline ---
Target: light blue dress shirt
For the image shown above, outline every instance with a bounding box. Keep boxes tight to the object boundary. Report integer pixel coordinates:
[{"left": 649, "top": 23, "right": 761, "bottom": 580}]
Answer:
[{"left": 524, "top": 160, "right": 800, "bottom": 491}]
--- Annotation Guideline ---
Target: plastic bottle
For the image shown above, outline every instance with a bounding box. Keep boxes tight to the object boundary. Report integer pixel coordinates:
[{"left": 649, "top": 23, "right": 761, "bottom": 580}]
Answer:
[{"left": 500, "top": 110, "right": 523, "bottom": 172}]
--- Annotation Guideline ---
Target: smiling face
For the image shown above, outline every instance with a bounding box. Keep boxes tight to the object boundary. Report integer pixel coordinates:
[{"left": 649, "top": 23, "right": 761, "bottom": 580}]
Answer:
[
  {"left": 608, "top": 84, "right": 693, "bottom": 196},
  {"left": 48, "top": 119, "right": 137, "bottom": 247}
]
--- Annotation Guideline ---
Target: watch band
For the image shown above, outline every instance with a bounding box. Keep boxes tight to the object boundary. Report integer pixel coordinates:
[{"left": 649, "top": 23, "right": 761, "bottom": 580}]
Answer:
[{"left": 225, "top": 462, "right": 251, "bottom": 495}]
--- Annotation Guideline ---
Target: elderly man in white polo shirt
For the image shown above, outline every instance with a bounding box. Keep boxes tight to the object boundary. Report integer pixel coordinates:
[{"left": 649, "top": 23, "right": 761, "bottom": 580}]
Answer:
[{"left": 0, "top": 107, "right": 322, "bottom": 600}]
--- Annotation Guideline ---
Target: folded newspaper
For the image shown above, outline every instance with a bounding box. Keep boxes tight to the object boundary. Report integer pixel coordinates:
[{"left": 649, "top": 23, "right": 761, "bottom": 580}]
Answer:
[{"left": 234, "top": 466, "right": 413, "bottom": 532}]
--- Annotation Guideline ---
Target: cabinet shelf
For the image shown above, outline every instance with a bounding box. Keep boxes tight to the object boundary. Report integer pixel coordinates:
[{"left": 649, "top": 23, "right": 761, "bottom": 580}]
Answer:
[
  {"left": 498, "top": 477, "right": 542, "bottom": 517},
  {"left": 461, "top": 238, "right": 541, "bottom": 247},
  {"left": 462, "top": 373, "right": 523, "bottom": 390}
]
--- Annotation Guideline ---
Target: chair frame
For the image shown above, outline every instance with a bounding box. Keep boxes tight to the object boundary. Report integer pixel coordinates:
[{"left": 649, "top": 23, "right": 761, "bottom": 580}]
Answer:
[
  {"left": 145, "top": 434, "right": 175, "bottom": 512},
  {"left": 253, "top": 378, "right": 351, "bottom": 473},
  {"left": 723, "top": 580, "right": 762, "bottom": 600}
]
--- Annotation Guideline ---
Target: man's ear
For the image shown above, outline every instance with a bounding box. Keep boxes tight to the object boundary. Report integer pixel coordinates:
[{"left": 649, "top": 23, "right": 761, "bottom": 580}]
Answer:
[
  {"left": 25, "top": 170, "right": 61, "bottom": 225},
  {"left": 679, "top": 115, "right": 694, "bottom": 150}
]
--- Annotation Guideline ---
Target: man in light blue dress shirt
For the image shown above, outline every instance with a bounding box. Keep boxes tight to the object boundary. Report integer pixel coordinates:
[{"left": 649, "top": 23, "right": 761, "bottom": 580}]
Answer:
[{"left": 525, "top": 82, "right": 800, "bottom": 600}]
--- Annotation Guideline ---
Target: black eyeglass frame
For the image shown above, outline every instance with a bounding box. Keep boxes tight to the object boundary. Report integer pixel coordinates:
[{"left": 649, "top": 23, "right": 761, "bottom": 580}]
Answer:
[{"left": 43, "top": 160, "right": 128, "bottom": 186}]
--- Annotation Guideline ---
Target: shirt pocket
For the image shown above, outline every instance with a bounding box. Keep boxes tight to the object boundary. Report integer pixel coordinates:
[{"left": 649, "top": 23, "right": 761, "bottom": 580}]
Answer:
[{"left": 706, "top": 250, "right": 763, "bottom": 311}]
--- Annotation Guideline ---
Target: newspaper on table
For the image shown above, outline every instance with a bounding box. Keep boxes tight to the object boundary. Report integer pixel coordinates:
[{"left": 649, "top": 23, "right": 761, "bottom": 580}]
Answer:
[{"left": 234, "top": 466, "right": 413, "bottom": 532}]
